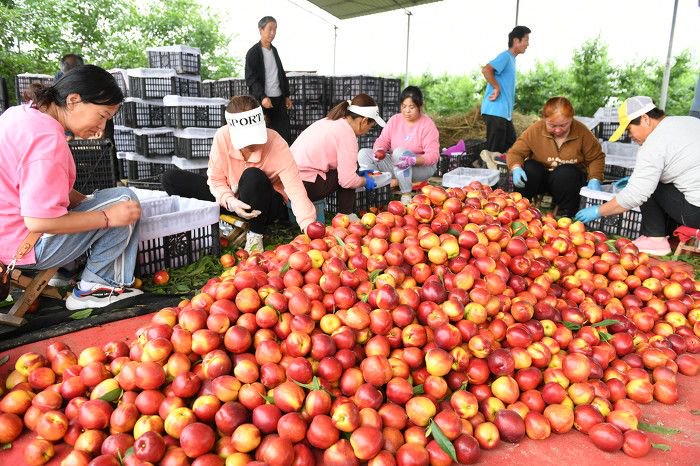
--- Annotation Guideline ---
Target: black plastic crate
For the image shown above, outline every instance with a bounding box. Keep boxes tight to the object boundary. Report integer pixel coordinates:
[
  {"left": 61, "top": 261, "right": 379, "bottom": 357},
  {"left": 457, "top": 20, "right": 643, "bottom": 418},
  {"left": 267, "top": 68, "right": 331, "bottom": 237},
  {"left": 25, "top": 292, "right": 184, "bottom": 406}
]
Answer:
[
  {"left": 172, "top": 76, "right": 201, "bottom": 97},
  {"left": 147, "top": 46, "right": 201, "bottom": 75},
  {"left": 358, "top": 125, "right": 382, "bottom": 149},
  {"left": 128, "top": 70, "right": 174, "bottom": 99},
  {"left": 15, "top": 73, "right": 54, "bottom": 103},
  {"left": 330, "top": 76, "right": 383, "bottom": 102},
  {"left": 604, "top": 164, "right": 634, "bottom": 181},
  {"left": 114, "top": 126, "right": 136, "bottom": 152},
  {"left": 594, "top": 122, "right": 631, "bottom": 143},
  {"left": 114, "top": 99, "right": 167, "bottom": 128},
  {"left": 134, "top": 128, "right": 176, "bottom": 157},
  {"left": 496, "top": 162, "right": 513, "bottom": 191},
  {"left": 288, "top": 75, "right": 326, "bottom": 102},
  {"left": 579, "top": 194, "right": 641, "bottom": 238},
  {"left": 381, "top": 102, "right": 399, "bottom": 122},
  {"left": 201, "top": 80, "right": 214, "bottom": 98},
  {"left": 382, "top": 78, "right": 401, "bottom": 105},
  {"left": 0, "top": 77, "right": 8, "bottom": 113},
  {"left": 127, "top": 175, "right": 164, "bottom": 191},
  {"left": 434, "top": 139, "right": 487, "bottom": 176},
  {"left": 215, "top": 78, "right": 247, "bottom": 99},
  {"left": 290, "top": 125, "right": 304, "bottom": 144},
  {"left": 137, "top": 222, "right": 219, "bottom": 276},
  {"left": 175, "top": 128, "right": 216, "bottom": 159},
  {"left": 164, "top": 96, "right": 227, "bottom": 128},
  {"left": 69, "top": 140, "right": 117, "bottom": 194},
  {"left": 288, "top": 101, "right": 327, "bottom": 126},
  {"left": 325, "top": 184, "right": 392, "bottom": 217},
  {"left": 109, "top": 69, "right": 129, "bottom": 98}
]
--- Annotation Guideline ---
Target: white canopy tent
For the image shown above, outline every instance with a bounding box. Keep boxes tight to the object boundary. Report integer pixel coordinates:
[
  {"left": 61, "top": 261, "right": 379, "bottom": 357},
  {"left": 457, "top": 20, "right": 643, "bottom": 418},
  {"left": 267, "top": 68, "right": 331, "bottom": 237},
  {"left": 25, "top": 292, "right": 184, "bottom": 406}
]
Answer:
[
  {"left": 304, "top": 0, "right": 443, "bottom": 87},
  {"left": 304, "top": 0, "right": 683, "bottom": 109}
]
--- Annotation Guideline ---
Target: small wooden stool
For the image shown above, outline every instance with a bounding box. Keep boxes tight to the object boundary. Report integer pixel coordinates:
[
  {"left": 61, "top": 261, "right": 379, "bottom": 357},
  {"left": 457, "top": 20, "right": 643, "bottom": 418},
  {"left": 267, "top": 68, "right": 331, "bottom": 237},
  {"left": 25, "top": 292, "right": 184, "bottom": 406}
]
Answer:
[
  {"left": 0, "top": 266, "right": 65, "bottom": 327},
  {"left": 220, "top": 214, "right": 249, "bottom": 249},
  {"left": 673, "top": 226, "right": 700, "bottom": 256}
]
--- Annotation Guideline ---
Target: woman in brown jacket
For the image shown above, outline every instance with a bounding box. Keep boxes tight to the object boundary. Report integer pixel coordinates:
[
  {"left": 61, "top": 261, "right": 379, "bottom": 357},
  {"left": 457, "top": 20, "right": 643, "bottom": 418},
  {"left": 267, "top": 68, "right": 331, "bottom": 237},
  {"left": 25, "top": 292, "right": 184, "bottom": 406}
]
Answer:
[{"left": 506, "top": 96, "right": 605, "bottom": 216}]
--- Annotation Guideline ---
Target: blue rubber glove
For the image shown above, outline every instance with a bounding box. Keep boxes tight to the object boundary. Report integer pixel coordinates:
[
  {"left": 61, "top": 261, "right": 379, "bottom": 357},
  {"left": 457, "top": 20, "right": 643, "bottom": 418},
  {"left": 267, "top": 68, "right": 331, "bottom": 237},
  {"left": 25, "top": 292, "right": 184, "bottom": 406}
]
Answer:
[
  {"left": 575, "top": 206, "right": 601, "bottom": 224},
  {"left": 512, "top": 167, "right": 528, "bottom": 188},
  {"left": 395, "top": 155, "right": 416, "bottom": 170},
  {"left": 587, "top": 179, "right": 602, "bottom": 191},
  {"left": 363, "top": 173, "right": 376, "bottom": 190},
  {"left": 613, "top": 177, "right": 630, "bottom": 190},
  {"left": 357, "top": 169, "right": 371, "bottom": 176}
]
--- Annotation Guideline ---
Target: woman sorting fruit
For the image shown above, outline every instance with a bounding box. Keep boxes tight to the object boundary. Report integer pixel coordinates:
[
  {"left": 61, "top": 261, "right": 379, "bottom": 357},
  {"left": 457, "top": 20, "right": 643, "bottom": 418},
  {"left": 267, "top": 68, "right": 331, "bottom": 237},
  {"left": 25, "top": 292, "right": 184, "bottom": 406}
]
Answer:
[
  {"left": 0, "top": 65, "right": 143, "bottom": 310},
  {"left": 291, "top": 93, "right": 387, "bottom": 216},
  {"left": 161, "top": 95, "right": 316, "bottom": 253},
  {"left": 358, "top": 86, "right": 440, "bottom": 205},
  {"left": 506, "top": 96, "right": 605, "bottom": 218},
  {"left": 575, "top": 96, "right": 700, "bottom": 255}
]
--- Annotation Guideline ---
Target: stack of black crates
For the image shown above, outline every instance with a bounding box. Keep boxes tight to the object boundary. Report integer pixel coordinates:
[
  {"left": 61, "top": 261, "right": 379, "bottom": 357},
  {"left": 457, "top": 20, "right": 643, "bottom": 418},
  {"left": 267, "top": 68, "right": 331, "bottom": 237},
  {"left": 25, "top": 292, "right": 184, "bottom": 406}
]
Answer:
[
  {"left": 112, "top": 45, "right": 223, "bottom": 190},
  {"left": 13, "top": 73, "right": 117, "bottom": 192}
]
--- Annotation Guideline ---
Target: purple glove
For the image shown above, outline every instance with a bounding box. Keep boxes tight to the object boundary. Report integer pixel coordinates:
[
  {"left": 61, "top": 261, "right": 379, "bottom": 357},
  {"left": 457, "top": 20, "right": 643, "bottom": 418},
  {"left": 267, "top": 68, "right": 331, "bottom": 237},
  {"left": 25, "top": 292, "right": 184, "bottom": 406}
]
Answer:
[{"left": 395, "top": 155, "right": 416, "bottom": 170}]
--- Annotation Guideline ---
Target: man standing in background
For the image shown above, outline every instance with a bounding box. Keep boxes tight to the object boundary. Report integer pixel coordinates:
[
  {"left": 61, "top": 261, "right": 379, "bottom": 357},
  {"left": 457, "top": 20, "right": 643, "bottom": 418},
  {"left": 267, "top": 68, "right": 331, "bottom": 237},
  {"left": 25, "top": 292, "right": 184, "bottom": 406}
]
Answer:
[
  {"left": 245, "top": 16, "right": 293, "bottom": 144},
  {"left": 54, "top": 53, "right": 84, "bottom": 82},
  {"left": 481, "top": 25, "right": 531, "bottom": 153}
]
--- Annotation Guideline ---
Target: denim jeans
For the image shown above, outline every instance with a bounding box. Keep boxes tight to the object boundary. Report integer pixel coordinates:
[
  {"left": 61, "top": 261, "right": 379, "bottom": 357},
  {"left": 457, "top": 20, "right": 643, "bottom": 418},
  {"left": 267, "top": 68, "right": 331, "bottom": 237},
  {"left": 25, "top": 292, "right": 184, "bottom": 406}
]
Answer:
[
  {"left": 23, "top": 187, "right": 141, "bottom": 287},
  {"left": 358, "top": 147, "right": 436, "bottom": 193}
]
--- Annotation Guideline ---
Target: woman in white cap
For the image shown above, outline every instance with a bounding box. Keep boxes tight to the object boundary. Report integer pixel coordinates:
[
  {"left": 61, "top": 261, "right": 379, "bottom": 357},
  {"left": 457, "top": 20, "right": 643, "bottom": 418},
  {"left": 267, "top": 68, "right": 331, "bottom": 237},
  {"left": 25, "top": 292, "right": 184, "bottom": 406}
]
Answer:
[
  {"left": 162, "top": 95, "right": 316, "bottom": 252},
  {"left": 575, "top": 96, "right": 700, "bottom": 255},
  {"left": 291, "top": 94, "right": 386, "bottom": 216},
  {"left": 357, "top": 86, "right": 440, "bottom": 205}
]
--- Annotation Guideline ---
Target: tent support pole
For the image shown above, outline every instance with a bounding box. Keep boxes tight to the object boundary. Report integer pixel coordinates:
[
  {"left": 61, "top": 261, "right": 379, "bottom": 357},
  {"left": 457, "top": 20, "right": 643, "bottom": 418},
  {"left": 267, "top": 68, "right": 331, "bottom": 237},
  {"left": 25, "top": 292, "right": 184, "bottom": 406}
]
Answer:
[
  {"left": 404, "top": 10, "right": 412, "bottom": 89},
  {"left": 515, "top": 0, "right": 520, "bottom": 25},
  {"left": 333, "top": 25, "right": 338, "bottom": 75},
  {"left": 659, "top": 0, "right": 678, "bottom": 110}
]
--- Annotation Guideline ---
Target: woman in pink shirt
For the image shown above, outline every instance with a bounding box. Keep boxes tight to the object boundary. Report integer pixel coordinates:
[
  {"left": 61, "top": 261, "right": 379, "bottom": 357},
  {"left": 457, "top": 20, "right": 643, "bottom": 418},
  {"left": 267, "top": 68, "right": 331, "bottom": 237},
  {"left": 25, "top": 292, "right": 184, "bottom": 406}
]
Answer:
[
  {"left": 162, "top": 95, "right": 316, "bottom": 252},
  {"left": 358, "top": 86, "right": 440, "bottom": 204},
  {"left": 291, "top": 94, "right": 387, "bottom": 215},
  {"left": 0, "top": 65, "right": 142, "bottom": 311}
]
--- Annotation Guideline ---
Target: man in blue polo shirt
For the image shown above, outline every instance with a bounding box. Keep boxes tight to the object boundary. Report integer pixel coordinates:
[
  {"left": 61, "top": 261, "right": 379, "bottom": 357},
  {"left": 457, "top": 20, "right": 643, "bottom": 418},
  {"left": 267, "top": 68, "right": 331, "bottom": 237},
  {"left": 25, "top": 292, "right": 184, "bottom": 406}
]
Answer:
[{"left": 481, "top": 26, "right": 531, "bottom": 153}]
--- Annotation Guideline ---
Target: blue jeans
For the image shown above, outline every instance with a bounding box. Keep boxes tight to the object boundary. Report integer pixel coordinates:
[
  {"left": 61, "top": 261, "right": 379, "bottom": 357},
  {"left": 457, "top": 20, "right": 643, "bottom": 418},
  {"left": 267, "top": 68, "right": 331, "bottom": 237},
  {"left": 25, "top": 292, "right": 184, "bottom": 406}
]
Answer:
[
  {"left": 23, "top": 187, "right": 141, "bottom": 287},
  {"left": 358, "top": 147, "right": 436, "bottom": 193}
]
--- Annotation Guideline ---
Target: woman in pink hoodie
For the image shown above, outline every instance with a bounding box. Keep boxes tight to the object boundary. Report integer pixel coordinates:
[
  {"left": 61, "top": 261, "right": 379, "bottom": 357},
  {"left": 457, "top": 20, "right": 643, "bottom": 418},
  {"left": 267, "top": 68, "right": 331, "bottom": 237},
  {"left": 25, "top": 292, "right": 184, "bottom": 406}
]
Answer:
[
  {"left": 162, "top": 96, "right": 316, "bottom": 252},
  {"left": 358, "top": 86, "right": 440, "bottom": 204}
]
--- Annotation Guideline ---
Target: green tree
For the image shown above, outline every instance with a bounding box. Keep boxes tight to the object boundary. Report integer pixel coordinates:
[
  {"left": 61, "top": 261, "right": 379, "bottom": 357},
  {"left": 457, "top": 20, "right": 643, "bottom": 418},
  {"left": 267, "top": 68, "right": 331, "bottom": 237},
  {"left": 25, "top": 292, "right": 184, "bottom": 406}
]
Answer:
[
  {"left": 411, "top": 72, "right": 481, "bottom": 116},
  {"left": 0, "top": 0, "right": 239, "bottom": 104},
  {"left": 569, "top": 37, "right": 614, "bottom": 116},
  {"left": 515, "top": 60, "right": 572, "bottom": 115}
]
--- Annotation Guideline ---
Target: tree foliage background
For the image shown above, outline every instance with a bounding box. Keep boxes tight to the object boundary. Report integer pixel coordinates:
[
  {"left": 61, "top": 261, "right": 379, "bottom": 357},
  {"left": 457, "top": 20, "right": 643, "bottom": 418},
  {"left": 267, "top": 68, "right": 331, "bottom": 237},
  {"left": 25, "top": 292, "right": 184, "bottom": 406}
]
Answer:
[
  {"left": 413, "top": 37, "right": 698, "bottom": 118},
  {"left": 0, "top": 0, "right": 240, "bottom": 104}
]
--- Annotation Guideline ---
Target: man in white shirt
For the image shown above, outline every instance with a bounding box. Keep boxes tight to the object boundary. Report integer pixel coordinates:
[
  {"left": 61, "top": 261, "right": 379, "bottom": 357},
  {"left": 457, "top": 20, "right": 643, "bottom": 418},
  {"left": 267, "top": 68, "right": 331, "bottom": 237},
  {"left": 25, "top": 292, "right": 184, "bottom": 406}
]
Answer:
[{"left": 575, "top": 96, "right": 700, "bottom": 255}]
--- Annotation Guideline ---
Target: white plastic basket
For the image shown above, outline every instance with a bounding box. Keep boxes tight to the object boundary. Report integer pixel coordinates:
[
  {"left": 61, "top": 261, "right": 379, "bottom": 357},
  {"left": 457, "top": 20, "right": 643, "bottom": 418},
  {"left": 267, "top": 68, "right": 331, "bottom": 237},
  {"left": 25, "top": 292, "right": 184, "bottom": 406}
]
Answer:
[
  {"left": 127, "top": 68, "right": 176, "bottom": 78},
  {"left": 130, "top": 188, "right": 169, "bottom": 202},
  {"left": 172, "top": 155, "right": 208, "bottom": 171},
  {"left": 138, "top": 196, "right": 219, "bottom": 242},
  {"left": 574, "top": 116, "right": 597, "bottom": 131},
  {"left": 163, "top": 95, "right": 227, "bottom": 107},
  {"left": 594, "top": 107, "right": 620, "bottom": 123},
  {"left": 442, "top": 167, "right": 500, "bottom": 188}
]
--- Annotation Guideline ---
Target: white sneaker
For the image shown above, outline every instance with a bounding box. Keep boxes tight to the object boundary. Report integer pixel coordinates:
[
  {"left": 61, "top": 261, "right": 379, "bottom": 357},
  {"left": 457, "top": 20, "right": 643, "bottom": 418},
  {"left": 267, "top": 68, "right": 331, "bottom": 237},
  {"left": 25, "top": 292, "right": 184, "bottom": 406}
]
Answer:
[
  {"left": 65, "top": 284, "right": 143, "bottom": 311},
  {"left": 245, "top": 231, "right": 264, "bottom": 253},
  {"left": 48, "top": 269, "right": 75, "bottom": 288},
  {"left": 401, "top": 193, "right": 413, "bottom": 205},
  {"left": 480, "top": 150, "right": 501, "bottom": 170}
]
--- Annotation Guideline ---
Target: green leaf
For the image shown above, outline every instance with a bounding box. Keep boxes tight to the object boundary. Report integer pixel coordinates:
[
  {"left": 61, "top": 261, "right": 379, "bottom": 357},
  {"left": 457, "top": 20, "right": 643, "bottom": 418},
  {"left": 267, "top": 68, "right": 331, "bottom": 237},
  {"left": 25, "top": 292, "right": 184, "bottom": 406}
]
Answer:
[
  {"left": 428, "top": 419, "right": 458, "bottom": 462},
  {"left": 99, "top": 388, "right": 123, "bottom": 403},
  {"left": 69, "top": 308, "right": 93, "bottom": 320},
  {"left": 638, "top": 422, "right": 680, "bottom": 434},
  {"left": 369, "top": 270, "right": 381, "bottom": 283},
  {"left": 0, "top": 355, "right": 9, "bottom": 366},
  {"left": 511, "top": 221, "right": 527, "bottom": 236},
  {"left": 124, "top": 446, "right": 134, "bottom": 458},
  {"left": 117, "top": 449, "right": 124, "bottom": 466},
  {"left": 413, "top": 384, "right": 425, "bottom": 395},
  {"left": 360, "top": 294, "right": 369, "bottom": 303},
  {"left": 447, "top": 228, "right": 461, "bottom": 236},
  {"left": 592, "top": 319, "right": 620, "bottom": 328},
  {"left": 280, "top": 262, "right": 290, "bottom": 275},
  {"left": 293, "top": 376, "right": 322, "bottom": 391},
  {"left": 334, "top": 235, "right": 346, "bottom": 247},
  {"left": 652, "top": 443, "right": 672, "bottom": 452},
  {"left": 0, "top": 295, "right": 14, "bottom": 309},
  {"left": 605, "top": 239, "right": 618, "bottom": 252},
  {"left": 562, "top": 321, "right": 581, "bottom": 331},
  {"left": 175, "top": 284, "right": 191, "bottom": 293},
  {"left": 599, "top": 331, "right": 612, "bottom": 342},
  {"left": 1, "top": 443, "right": 11, "bottom": 450}
]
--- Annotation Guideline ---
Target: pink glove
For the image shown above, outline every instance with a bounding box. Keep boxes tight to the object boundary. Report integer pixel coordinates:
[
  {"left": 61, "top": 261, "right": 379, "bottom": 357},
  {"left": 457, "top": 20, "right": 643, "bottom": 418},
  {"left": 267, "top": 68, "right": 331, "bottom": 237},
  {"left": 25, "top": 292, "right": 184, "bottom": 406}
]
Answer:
[{"left": 395, "top": 155, "right": 416, "bottom": 170}]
